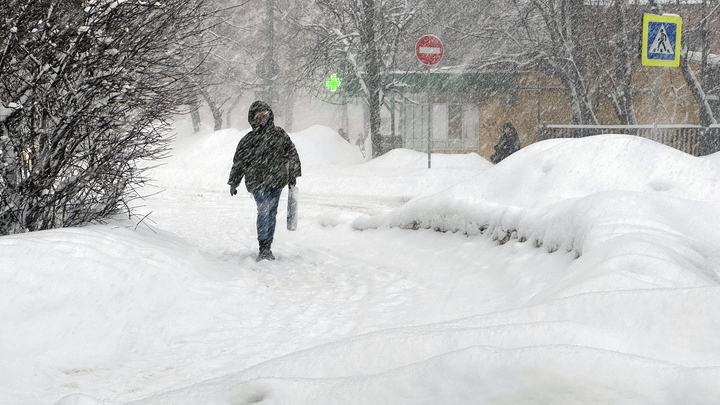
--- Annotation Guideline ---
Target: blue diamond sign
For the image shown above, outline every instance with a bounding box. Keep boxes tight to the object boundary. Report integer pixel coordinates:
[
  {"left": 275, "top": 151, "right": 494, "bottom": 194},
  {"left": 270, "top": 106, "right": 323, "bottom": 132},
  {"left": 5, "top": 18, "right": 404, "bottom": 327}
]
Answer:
[{"left": 642, "top": 14, "right": 682, "bottom": 67}]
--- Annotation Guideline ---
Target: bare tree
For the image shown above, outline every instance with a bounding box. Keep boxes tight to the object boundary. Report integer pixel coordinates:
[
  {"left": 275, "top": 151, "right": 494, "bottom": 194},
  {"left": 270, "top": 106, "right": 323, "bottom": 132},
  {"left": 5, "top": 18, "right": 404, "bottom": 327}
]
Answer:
[
  {"left": 676, "top": 0, "right": 719, "bottom": 126},
  {"left": 517, "top": 0, "right": 602, "bottom": 125},
  {"left": 296, "top": 0, "right": 421, "bottom": 157},
  {"left": 0, "top": 0, "right": 212, "bottom": 235},
  {"left": 185, "top": 0, "right": 309, "bottom": 132},
  {"left": 602, "top": 0, "right": 640, "bottom": 125},
  {"left": 194, "top": 0, "right": 266, "bottom": 131},
  {"left": 507, "top": 0, "right": 719, "bottom": 126}
]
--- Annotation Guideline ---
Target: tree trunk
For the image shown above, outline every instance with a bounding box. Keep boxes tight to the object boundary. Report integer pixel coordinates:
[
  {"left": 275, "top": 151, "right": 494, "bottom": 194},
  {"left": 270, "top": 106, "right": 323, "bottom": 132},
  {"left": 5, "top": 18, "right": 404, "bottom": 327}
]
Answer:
[
  {"left": 283, "top": 90, "right": 296, "bottom": 132},
  {"left": 360, "top": 0, "right": 382, "bottom": 158},
  {"left": 680, "top": 52, "right": 717, "bottom": 126},
  {"left": 535, "top": 0, "right": 598, "bottom": 126},
  {"left": 610, "top": 0, "right": 637, "bottom": 125},
  {"left": 190, "top": 105, "right": 201, "bottom": 133},
  {"left": 210, "top": 103, "right": 223, "bottom": 131},
  {"left": 225, "top": 94, "right": 243, "bottom": 129},
  {"left": 557, "top": 71, "right": 598, "bottom": 126},
  {"left": 199, "top": 88, "right": 223, "bottom": 131}
]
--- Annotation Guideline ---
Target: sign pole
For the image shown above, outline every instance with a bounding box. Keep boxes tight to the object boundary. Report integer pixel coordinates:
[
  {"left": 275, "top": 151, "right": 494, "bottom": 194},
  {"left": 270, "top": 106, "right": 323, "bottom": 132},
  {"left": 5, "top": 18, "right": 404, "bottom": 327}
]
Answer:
[
  {"left": 415, "top": 35, "right": 443, "bottom": 169},
  {"left": 641, "top": 13, "right": 682, "bottom": 132},
  {"left": 427, "top": 82, "right": 432, "bottom": 169}
]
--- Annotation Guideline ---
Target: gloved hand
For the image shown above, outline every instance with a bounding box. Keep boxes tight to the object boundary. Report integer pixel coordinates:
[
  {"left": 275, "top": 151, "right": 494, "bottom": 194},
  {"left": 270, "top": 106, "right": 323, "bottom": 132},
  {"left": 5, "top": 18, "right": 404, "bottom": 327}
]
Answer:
[
  {"left": 288, "top": 177, "right": 296, "bottom": 187},
  {"left": 230, "top": 184, "right": 237, "bottom": 196}
]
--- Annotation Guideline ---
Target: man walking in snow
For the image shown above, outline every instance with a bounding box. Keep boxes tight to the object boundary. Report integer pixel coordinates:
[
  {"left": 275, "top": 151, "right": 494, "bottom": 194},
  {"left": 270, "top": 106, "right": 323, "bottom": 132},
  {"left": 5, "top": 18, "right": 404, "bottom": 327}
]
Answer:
[{"left": 228, "top": 100, "right": 302, "bottom": 261}]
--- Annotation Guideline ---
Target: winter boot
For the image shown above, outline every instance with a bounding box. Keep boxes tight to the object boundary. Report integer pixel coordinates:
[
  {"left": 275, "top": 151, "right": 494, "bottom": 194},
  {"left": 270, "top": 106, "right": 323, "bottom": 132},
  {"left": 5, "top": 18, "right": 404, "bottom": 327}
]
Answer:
[{"left": 257, "top": 240, "right": 275, "bottom": 261}]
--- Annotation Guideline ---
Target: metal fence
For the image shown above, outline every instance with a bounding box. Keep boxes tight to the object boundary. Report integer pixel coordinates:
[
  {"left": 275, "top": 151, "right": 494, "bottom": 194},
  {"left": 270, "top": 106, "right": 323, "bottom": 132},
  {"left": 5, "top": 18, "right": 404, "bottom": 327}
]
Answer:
[{"left": 538, "top": 124, "right": 720, "bottom": 156}]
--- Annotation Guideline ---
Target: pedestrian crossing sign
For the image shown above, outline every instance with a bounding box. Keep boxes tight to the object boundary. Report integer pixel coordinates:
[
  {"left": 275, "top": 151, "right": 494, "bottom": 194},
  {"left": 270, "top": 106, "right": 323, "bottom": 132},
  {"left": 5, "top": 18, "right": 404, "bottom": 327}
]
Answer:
[{"left": 642, "top": 14, "right": 682, "bottom": 67}]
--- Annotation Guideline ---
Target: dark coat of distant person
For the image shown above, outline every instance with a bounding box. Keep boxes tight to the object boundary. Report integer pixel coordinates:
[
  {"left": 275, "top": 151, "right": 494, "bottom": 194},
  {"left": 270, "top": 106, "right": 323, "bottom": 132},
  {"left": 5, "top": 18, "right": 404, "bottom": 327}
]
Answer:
[{"left": 490, "top": 122, "right": 521, "bottom": 164}]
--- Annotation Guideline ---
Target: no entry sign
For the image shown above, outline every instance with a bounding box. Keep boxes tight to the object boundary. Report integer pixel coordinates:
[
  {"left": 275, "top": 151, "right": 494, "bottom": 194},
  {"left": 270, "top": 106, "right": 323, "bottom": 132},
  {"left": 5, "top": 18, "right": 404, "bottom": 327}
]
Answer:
[{"left": 415, "top": 35, "right": 443, "bottom": 66}]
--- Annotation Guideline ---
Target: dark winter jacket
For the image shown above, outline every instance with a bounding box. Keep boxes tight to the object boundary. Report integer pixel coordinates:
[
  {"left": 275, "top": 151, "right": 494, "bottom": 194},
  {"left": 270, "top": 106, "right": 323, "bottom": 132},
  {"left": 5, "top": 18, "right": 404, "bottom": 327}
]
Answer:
[
  {"left": 228, "top": 101, "right": 302, "bottom": 193},
  {"left": 490, "top": 125, "right": 521, "bottom": 164}
]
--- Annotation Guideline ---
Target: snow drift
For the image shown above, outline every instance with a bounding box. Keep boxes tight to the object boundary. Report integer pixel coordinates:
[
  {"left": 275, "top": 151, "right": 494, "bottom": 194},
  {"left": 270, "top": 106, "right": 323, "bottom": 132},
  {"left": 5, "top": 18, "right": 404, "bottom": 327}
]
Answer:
[
  {"left": 354, "top": 135, "right": 720, "bottom": 296},
  {"left": 4, "top": 127, "right": 720, "bottom": 405}
]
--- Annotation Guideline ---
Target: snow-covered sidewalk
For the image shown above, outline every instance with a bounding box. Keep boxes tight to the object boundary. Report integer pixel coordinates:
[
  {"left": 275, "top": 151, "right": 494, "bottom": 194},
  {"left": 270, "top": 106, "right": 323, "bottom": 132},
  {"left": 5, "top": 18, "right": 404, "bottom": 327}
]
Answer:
[{"left": 3, "top": 125, "right": 720, "bottom": 404}]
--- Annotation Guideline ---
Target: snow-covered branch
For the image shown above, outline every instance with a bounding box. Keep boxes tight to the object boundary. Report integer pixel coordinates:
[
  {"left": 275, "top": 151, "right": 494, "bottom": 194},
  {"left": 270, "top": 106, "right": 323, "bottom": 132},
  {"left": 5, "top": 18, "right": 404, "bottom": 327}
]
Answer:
[{"left": 0, "top": 0, "right": 212, "bottom": 235}]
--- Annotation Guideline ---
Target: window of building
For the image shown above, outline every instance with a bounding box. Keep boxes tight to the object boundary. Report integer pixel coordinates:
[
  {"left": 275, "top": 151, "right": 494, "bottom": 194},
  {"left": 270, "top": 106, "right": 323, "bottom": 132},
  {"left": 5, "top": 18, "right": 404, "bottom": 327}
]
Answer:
[{"left": 448, "top": 104, "right": 463, "bottom": 139}]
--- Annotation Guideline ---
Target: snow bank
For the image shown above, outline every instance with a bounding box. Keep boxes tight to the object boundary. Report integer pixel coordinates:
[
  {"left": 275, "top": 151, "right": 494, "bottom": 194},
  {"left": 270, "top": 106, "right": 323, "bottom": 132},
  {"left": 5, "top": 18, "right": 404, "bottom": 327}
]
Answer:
[
  {"left": 0, "top": 224, "right": 261, "bottom": 404},
  {"left": 150, "top": 123, "right": 490, "bottom": 208},
  {"left": 148, "top": 124, "right": 365, "bottom": 190},
  {"left": 290, "top": 125, "right": 365, "bottom": 168},
  {"left": 362, "top": 147, "right": 489, "bottom": 170},
  {"left": 127, "top": 285, "right": 720, "bottom": 404},
  {"left": 146, "top": 126, "right": 242, "bottom": 190},
  {"left": 354, "top": 135, "right": 720, "bottom": 298},
  {"left": 7, "top": 127, "right": 720, "bottom": 404}
]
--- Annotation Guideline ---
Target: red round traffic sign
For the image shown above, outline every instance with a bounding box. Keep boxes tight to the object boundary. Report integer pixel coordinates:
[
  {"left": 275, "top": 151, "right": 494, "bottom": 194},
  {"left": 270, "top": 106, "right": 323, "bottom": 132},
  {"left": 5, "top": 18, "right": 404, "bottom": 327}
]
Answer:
[{"left": 415, "top": 35, "right": 444, "bottom": 65}]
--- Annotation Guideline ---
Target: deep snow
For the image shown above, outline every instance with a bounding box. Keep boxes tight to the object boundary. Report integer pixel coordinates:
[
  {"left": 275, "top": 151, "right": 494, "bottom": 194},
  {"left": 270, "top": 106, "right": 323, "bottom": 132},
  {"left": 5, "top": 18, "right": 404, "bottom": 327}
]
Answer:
[{"left": 3, "top": 122, "right": 720, "bottom": 404}]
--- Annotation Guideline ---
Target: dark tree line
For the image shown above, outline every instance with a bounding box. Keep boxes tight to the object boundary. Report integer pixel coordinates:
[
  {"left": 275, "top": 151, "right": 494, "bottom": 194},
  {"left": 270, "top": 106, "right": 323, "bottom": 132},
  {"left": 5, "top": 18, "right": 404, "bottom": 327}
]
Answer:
[{"left": 294, "top": 0, "right": 421, "bottom": 157}]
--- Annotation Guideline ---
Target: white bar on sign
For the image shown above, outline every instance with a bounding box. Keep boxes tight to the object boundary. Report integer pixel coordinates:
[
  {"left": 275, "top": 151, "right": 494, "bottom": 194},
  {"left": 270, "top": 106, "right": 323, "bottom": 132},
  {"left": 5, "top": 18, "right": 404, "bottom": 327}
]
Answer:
[{"left": 419, "top": 47, "right": 441, "bottom": 54}]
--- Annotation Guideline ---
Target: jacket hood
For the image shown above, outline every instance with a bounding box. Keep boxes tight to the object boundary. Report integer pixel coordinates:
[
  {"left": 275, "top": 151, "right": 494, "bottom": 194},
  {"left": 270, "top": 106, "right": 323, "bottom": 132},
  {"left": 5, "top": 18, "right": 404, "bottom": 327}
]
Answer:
[{"left": 248, "top": 100, "right": 275, "bottom": 130}]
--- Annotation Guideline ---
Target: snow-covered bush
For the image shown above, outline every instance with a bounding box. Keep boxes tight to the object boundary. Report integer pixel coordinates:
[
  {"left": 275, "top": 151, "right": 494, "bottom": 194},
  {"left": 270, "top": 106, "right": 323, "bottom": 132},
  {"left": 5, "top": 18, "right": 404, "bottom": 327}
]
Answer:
[{"left": 0, "top": 0, "right": 211, "bottom": 235}]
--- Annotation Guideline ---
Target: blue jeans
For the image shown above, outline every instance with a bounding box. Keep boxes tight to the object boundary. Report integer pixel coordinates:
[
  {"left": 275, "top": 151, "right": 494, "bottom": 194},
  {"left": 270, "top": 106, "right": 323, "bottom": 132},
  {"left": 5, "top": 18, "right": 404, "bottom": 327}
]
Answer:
[{"left": 252, "top": 188, "right": 283, "bottom": 242}]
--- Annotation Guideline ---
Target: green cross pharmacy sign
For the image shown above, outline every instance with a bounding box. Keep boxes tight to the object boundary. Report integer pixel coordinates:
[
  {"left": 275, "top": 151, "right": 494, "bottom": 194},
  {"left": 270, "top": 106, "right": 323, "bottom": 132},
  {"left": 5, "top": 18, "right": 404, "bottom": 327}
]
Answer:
[{"left": 325, "top": 74, "right": 342, "bottom": 92}]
